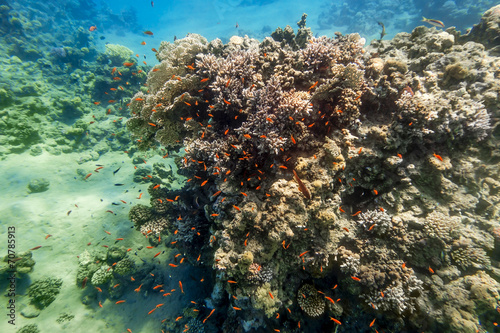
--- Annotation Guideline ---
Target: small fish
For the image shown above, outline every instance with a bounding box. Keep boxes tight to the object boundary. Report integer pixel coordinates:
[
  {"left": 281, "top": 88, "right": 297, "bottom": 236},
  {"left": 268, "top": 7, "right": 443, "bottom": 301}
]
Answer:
[
  {"left": 114, "top": 183, "right": 125, "bottom": 186},
  {"left": 143, "top": 30, "right": 154, "bottom": 35},
  {"left": 30, "top": 246, "right": 42, "bottom": 250},
  {"left": 115, "top": 300, "right": 126, "bottom": 304},
  {"left": 308, "top": 81, "right": 318, "bottom": 90},
  {"left": 141, "top": 41, "right": 146, "bottom": 45},
  {"left": 123, "top": 62, "right": 134, "bottom": 67},
  {"left": 422, "top": 17, "right": 445, "bottom": 28},
  {"left": 330, "top": 317, "right": 342, "bottom": 325},
  {"left": 203, "top": 309, "right": 215, "bottom": 323},
  {"left": 325, "top": 296, "right": 335, "bottom": 304},
  {"left": 89, "top": 25, "right": 97, "bottom": 31},
  {"left": 433, "top": 153, "right": 443, "bottom": 161}
]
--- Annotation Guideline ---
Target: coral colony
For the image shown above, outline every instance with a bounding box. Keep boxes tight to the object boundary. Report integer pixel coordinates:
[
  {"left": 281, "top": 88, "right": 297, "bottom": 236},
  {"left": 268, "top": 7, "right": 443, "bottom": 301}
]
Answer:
[{"left": 121, "top": 10, "right": 500, "bottom": 332}]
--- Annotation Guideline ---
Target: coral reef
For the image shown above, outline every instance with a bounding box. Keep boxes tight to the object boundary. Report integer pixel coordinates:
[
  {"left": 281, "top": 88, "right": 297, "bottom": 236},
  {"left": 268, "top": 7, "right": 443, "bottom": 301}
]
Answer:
[{"left": 126, "top": 8, "right": 500, "bottom": 333}]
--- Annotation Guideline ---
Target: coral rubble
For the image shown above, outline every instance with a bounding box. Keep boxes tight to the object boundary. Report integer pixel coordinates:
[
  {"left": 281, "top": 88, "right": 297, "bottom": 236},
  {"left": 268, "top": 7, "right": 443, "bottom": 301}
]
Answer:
[{"left": 126, "top": 8, "right": 500, "bottom": 333}]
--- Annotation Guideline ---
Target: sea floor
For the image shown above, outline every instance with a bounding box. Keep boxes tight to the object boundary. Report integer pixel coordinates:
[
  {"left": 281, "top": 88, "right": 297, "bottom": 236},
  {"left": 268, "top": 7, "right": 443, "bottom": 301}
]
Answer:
[{"left": 0, "top": 150, "right": 208, "bottom": 332}]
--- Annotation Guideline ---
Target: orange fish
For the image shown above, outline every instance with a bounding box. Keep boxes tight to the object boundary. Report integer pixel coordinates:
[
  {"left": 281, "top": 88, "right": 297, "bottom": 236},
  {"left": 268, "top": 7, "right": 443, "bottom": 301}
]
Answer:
[
  {"left": 151, "top": 48, "right": 158, "bottom": 52},
  {"left": 141, "top": 41, "right": 146, "bottom": 45},
  {"left": 89, "top": 25, "right": 97, "bottom": 31},
  {"left": 123, "top": 62, "right": 134, "bottom": 67},
  {"left": 115, "top": 300, "right": 126, "bottom": 304},
  {"left": 308, "top": 81, "right": 318, "bottom": 90},
  {"left": 299, "top": 251, "right": 309, "bottom": 257}
]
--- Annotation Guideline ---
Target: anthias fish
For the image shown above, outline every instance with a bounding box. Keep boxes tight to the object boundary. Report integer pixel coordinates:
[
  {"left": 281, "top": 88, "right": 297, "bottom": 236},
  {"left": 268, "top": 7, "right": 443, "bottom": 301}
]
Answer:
[{"left": 422, "top": 17, "right": 445, "bottom": 28}]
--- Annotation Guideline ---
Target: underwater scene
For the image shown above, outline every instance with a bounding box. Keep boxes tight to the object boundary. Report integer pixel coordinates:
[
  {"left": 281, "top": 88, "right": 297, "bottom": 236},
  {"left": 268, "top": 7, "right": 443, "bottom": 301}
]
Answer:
[{"left": 1, "top": 0, "right": 500, "bottom": 332}]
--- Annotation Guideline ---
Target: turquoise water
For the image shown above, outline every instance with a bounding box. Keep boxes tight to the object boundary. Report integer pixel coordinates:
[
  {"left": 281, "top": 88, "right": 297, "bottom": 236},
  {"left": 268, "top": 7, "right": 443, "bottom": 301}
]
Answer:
[{"left": 1, "top": 1, "right": 499, "bottom": 333}]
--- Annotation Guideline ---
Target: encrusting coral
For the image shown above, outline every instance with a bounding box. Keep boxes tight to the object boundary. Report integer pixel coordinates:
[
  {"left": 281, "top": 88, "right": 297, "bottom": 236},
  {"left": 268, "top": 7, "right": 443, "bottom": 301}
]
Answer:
[{"left": 125, "top": 8, "right": 500, "bottom": 333}]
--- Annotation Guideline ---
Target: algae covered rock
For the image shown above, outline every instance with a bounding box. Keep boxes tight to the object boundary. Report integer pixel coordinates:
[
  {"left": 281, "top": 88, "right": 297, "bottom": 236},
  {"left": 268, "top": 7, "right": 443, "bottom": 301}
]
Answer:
[
  {"left": 28, "top": 277, "right": 63, "bottom": 309},
  {"left": 27, "top": 178, "right": 50, "bottom": 193}
]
